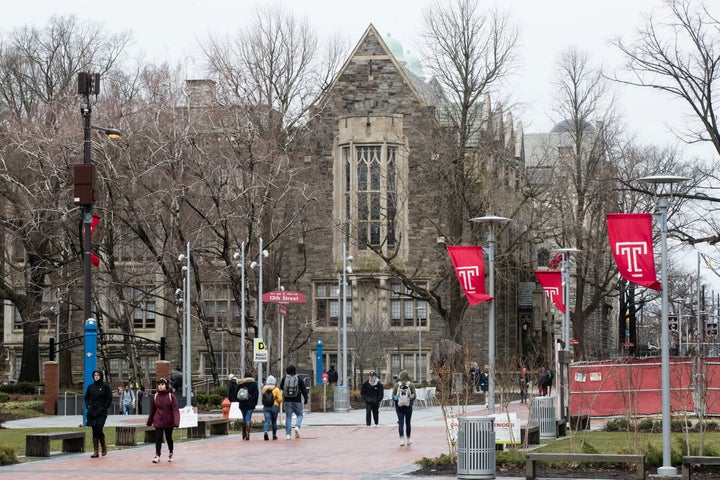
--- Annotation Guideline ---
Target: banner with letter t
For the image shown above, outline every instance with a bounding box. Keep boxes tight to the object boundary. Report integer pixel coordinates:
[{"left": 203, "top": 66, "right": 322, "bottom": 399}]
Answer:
[
  {"left": 447, "top": 245, "right": 492, "bottom": 306},
  {"left": 607, "top": 213, "right": 661, "bottom": 291}
]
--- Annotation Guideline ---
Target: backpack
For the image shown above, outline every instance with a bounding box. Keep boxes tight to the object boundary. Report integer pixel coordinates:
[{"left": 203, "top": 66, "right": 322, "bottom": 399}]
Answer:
[
  {"left": 237, "top": 386, "right": 249, "bottom": 401},
  {"left": 262, "top": 388, "right": 275, "bottom": 407},
  {"left": 283, "top": 374, "right": 299, "bottom": 398},
  {"left": 397, "top": 382, "right": 411, "bottom": 407}
]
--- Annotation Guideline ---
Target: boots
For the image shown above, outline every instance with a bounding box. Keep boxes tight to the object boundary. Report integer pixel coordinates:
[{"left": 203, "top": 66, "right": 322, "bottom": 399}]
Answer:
[
  {"left": 91, "top": 438, "right": 99, "bottom": 458},
  {"left": 243, "top": 422, "right": 251, "bottom": 440},
  {"left": 100, "top": 435, "right": 107, "bottom": 456}
]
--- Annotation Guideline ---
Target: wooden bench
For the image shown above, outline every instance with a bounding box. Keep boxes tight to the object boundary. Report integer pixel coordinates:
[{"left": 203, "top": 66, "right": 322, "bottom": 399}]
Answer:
[
  {"left": 115, "top": 424, "right": 157, "bottom": 446},
  {"left": 520, "top": 424, "right": 540, "bottom": 445},
  {"left": 556, "top": 418, "right": 567, "bottom": 437},
  {"left": 526, "top": 452, "right": 645, "bottom": 480},
  {"left": 25, "top": 431, "right": 85, "bottom": 457},
  {"left": 187, "top": 417, "right": 230, "bottom": 438},
  {"left": 682, "top": 455, "right": 720, "bottom": 480}
]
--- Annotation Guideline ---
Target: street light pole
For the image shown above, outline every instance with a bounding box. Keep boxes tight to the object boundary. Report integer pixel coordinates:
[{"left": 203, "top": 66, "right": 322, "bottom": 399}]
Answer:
[
  {"left": 258, "top": 237, "right": 265, "bottom": 384},
  {"left": 342, "top": 243, "right": 350, "bottom": 386},
  {"left": 639, "top": 174, "right": 687, "bottom": 477},
  {"left": 470, "top": 215, "right": 511, "bottom": 415},
  {"left": 555, "top": 247, "right": 581, "bottom": 424},
  {"left": 178, "top": 242, "right": 192, "bottom": 407},
  {"left": 233, "top": 242, "right": 247, "bottom": 375}
]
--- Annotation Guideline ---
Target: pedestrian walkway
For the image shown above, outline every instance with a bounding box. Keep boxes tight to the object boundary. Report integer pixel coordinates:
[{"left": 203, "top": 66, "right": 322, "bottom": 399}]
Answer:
[{"left": 0, "top": 400, "right": 607, "bottom": 479}]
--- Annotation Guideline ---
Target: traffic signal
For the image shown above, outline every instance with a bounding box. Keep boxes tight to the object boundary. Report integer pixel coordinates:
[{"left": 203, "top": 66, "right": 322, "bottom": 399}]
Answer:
[{"left": 668, "top": 315, "right": 679, "bottom": 332}]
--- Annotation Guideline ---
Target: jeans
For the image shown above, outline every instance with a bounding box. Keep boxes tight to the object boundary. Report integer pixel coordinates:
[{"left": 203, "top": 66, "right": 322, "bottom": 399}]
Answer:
[
  {"left": 122, "top": 404, "right": 132, "bottom": 415},
  {"left": 285, "top": 401, "right": 304, "bottom": 435},
  {"left": 396, "top": 406, "right": 412, "bottom": 438},
  {"left": 241, "top": 407, "right": 253, "bottom": 423},
  {"left": 263, "top": 405, "right": 279, "bottom": 436}
]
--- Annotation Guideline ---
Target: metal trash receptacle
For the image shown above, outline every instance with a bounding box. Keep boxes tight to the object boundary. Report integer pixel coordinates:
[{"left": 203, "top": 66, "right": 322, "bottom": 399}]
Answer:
[
  {"left": 457, "top": 416, "right": 495, "bottom": 479},
  {"left": 333, "top": 386, "right": 350, "bottom": 412},
  {"left": 531, "top": 396, "right": 556, "bottom": 439}
]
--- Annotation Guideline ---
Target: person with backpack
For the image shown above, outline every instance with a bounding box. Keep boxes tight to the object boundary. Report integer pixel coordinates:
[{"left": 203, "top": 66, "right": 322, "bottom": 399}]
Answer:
[
  {"left": 146, "top": 377, "right": 180, "bottom": 463},
  {"left": 120, "top": 383, "right": 135, "bottom": 415},
  {"left": 361, "top": 370, "right": 384, "bottom": 427},
  {"left": 279, "top": 364, "right": 308, "bottom": 440},
  {"left": 260, "top": 375, "right": 283, "bottom": 441},
  {"left": 392, "top": 369, "right": 416, "bottom": 446},
  {"left": 539, "top": 366, "right": 553, "bottom": 396},
  {"left": 236, "top": 371, "right": 259, "bottom": 440}
]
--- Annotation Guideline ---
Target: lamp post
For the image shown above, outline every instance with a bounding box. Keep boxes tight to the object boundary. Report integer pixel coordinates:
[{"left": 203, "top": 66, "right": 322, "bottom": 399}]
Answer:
[
  {"left": 233, "top": 242, "right": 247, "bottom": 375},
  {"left": 470, "top": 215, "right": 511, "bottom": 415},
  {"left": 555, "top": 247, "right": 581, "bottom": 424},
  {"left": 341, "top": 243, "right": 353, "bottom": 387},
  {"left": 178, "top": 242, "right": 192, "bottom": 407},
  {"left": 250, "top": 239, "right": 269, "bottom": 383},
  {"left": 638, "top": 174, "right": 687, "bottom": 477},
  {"left": 416, "top": 303, "right": 427, "bottom": 383},
  {"left": 76, "top": 72, "right": 121, "bottom": 422}
]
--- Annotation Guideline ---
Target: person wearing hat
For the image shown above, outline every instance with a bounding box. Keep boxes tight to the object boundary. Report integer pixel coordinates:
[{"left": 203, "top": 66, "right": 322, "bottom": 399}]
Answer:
[
  {"left": 85, "top": 369, "right": 113, "bottom": 457},
  {"left": 361, "top": 370, "right": 384, "bottom": 427},
  {"left": 261, "top": 375, "right": 283, "bottom": 441},
  {"left": 226, "top": 373, "right": 239, "bottom": 404}
]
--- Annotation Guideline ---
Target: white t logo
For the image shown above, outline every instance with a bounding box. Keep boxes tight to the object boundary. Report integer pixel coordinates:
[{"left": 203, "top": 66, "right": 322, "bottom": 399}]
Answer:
[
  {"left": 615, "top": 241, "right": 648, "bottom": 278},
  {"left": 543, "top": 286, "right": 560, "bottom": 303},
  {"left": 455, "top": 266, "right": 480, "bottom": 293}
]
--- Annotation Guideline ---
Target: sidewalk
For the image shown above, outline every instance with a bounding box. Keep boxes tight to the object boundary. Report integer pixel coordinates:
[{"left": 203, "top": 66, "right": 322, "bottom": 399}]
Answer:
[{"left": 0, "top": 401, "right": 607, "bottom": 479}]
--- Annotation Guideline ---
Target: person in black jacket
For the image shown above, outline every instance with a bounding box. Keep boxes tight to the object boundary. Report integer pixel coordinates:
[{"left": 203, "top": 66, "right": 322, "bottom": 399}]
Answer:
[
  {"left": 327, "top": 365, "right": 339, "bottom": 385},
  {"left": 361, "top": 370, "right": 384, "bottom": 426},
  {"left": 279, "top": 364, "right": 308, "bottom": 440},
  {"left": 236, "top": 371, "right": 259, "bottom": 440},
  {"left": 85, "top": 369, "right": 113, "bottom": 457},
  {"left": 226, "top": 374, "right": 239, "bottom": 403}
]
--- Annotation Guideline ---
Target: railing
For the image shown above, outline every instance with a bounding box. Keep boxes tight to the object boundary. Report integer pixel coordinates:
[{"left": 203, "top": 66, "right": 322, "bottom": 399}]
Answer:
[{"left": 62, "top": 391, "right": 82, "bottom": 416}]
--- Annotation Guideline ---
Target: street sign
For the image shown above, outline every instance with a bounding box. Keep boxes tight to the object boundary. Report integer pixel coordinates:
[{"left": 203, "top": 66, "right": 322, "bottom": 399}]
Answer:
[
  {"left": 668, "top": 315, "right": 679, "bottom": 332},
  {"left": 253, "top": 338, "right": 268, "bottom": 362},
  {"left": 262, "top": 290, "right": 307, "bottom": 303},
  {"left": 322, "top": 372, "right": 329, "bottom": 384},
  {"left": 279, "top": 304, "right": 288, "bottom": 317},
  {"left": 569, "top": 339, "right": 580, "bottom": 345}
]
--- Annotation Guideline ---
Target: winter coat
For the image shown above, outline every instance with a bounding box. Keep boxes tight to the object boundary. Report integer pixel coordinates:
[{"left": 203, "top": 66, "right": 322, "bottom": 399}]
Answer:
[
  {"left": 236, "top": 377, "right": 259, "bottom": 412},
  {"left": 279, "top": 365, "right": 308, "bottom": 404},
  {"left": 361, "top": 378, "right": 384, "bottom": 405},
  {"left": 261, "top": 385, "right": 283, "bottom": 407},
  {"left": 85, "top": 370, "right": 113, "bottom": 426},
  {"left": 146, "top": 389, "right": 180, "bottom": 429},
  {"left": 226, "top": 379, "right": 239, "bottom": 403}
]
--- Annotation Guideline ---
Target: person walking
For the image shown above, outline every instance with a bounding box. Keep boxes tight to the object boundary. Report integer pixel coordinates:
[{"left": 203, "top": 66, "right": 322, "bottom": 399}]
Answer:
[
  {"left": 236, "top": 371, "right": 259, "bottom": 440},
  {"left": 393, "top": 369, "right": 416, "bottom": 446},
  {"left": 280, "top": 364, "right": 308, "bottom": 439},
  {"left": 469, "top": 362, "right": 481, "bottom": 392},
  {"left": 85, "top": 370, "right": 113, "bottom": 458},
  {"left": 146, "top": 377, "right": 180, "bottom": 463},
  {"left": 361, "top": 370, "right": 384, "bottom": 427},
  {"left": 518, "top": 367, "right": 529, "bottom": 403},
  {"left": 539, "top": 366, "right": 553, "bottom": 396},
  {"left": 327, "top": 365, "right": 339, "bottom": 385},
  {"left": 478, "top": 366, "right": 490, "bottom": 407},
  {"left": 120, "top": 384, "right": 135, "bottom": 415},
  {"left": 136, "top": 384, "right": 146, "bottom": 415},
  {"left": 261, "top": 375, "right": 283, "bottom": 441}
]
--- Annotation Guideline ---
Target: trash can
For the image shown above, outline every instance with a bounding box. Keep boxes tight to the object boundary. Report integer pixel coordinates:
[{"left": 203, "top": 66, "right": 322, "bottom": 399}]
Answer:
[
  {"left": 333, "top": 386, "right": 350, "bottom": 412},
  {"left": 457, "top": 416, "right": 495, "bottom": 479},
  {"left": 531, "top": 396, "right": 556, "bottom": 439}
]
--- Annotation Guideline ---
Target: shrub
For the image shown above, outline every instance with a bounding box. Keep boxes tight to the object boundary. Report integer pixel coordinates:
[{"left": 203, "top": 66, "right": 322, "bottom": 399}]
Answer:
[
  {"left": 0, "top": 446, "right": 18, "bottom": 465},
  {"left": 605, "top": 418, "right": 629, "bottom": 431},
  {"left": 0, "top": 392, "right": 10, "bottom": 403},
  {"left": 416, "top": 453, "right": 456, "bottom": 468},
  {"left": 0, "top": 382, "right": 42, "bottom": 395},
  {"left": 637, "top": 418, "right": 655, "bottom": 432}
]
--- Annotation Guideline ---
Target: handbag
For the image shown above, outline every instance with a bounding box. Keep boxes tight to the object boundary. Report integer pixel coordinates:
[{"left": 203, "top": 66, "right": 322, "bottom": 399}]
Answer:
[
  {"left": 228, "top": 401, "right": 242, "bottom": 419},
  {"left": 178, "top": 405, "right": 198, "bottom": 428}
]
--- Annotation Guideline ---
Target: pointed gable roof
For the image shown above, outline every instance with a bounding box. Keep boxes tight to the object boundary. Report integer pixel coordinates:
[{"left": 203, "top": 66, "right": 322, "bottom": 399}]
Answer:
[{"left": 318, "top": 24, "right": 435, "bottom": 111}]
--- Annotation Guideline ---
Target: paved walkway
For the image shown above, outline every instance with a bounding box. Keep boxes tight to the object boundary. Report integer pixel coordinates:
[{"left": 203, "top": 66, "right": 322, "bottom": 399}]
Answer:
[{"left": 0, "top": 400, "right": 607, "bottom": 479}]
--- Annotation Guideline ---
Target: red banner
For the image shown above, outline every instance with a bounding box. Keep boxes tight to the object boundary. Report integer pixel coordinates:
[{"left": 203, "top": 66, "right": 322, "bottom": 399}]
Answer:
[
  {"left": 534, "top": 270, "right": 565, "bottom": 314},
  {"left": 607, "top": 213, "right": 660, "bottom": 290},
  {"left": 446, "top": 246, "right": 491, "bottom": 306}
]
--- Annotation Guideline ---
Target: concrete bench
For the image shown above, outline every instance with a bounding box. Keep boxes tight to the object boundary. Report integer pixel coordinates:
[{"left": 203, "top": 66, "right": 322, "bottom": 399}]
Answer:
[
  {"left": 520, "top": 424, "right": 540, "bottom": 445},
  {"left": 526, "top": 452, "right": 645, "bottom": 480},
  {"left": 556, "top": 418, "right": 567, "bottom": 437},
  {"left": 187, "top": 417, "right": 229, "bottom": 438},
  {"left": 115, "top": 424, "right": 157, "bottom": 446},
  {"left": 682, "top": 455, "right": 720, "bottom": 480},
  {"left": 25, "top": 431, "right": 85, "bottom": 457}
]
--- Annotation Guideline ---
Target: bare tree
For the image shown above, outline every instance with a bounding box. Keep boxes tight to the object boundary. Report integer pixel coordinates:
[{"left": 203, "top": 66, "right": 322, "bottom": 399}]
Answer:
[{"left": 612, "top": 0, "right": 720, "bottom": 157}]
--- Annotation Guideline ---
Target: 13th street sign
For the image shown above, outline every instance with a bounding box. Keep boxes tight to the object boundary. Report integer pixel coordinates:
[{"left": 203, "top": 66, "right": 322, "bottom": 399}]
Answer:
[{"left": 262, "top": 290, "right": 307, "bottom": 303}]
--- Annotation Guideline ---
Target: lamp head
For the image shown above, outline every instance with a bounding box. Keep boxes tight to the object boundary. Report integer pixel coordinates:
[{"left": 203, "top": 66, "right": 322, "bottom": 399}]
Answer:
[
  {"left": 346, "top": 266, "right": 353, "bottom": 274},
  {"left": 346, "top": 255, "right": 354, "bottom": 263},
  {"left": 250, "top": 261, "right": 258, "bottom": 270},
  {"left": 178, "top": 254, "right": 186, "bottom": 262},
  {"left": 233, "top": 252, "right": 241, "bottom": 260},
  {"left": 261, "top": 249, "right": 269, "bottom": 258}
]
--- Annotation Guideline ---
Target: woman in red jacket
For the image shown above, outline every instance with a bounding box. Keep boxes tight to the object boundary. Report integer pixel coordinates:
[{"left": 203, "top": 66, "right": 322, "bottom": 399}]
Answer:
[{"left": 146, "top": 378, "right": 180, "bottom": 463}]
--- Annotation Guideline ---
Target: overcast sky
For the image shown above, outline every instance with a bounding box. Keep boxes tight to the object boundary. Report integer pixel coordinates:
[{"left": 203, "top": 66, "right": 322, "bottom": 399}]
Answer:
[{"left": 3, "top": 0, "right": 719, "bottom": 292}]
